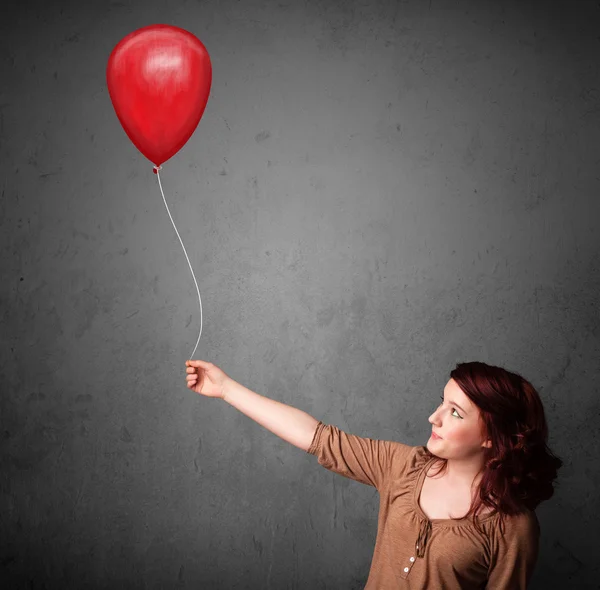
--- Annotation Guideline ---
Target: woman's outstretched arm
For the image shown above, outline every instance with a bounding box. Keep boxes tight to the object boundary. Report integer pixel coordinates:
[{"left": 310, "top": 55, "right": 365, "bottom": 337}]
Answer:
[{"left": 222, "top": 378, "right": 320, "bottom": 452}]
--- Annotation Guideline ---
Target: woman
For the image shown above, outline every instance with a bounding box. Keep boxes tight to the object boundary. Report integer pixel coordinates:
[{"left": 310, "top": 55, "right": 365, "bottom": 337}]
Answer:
[{"left": 185, "top": 359, "right": 562, "bottom": 589}]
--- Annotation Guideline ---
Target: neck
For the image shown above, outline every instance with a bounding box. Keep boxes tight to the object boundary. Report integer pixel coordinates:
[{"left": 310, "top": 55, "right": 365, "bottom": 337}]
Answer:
[{"left": 444, "top": 455, "right": 485, "bottom": 488}]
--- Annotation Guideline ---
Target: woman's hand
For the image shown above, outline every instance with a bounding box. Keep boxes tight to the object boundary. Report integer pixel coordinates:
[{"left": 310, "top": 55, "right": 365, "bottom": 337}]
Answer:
[{"left": 185, "top": 359, "right": 230, "bottom": 400}]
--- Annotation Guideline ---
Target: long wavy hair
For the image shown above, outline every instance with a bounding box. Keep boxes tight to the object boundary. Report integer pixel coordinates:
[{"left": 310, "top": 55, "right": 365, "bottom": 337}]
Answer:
[{"left": 427, "top": 361, "right": 563, "bottom": 535}]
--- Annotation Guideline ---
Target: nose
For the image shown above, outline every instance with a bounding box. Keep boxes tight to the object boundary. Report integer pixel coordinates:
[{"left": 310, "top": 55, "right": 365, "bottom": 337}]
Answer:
[{"left": 428, "top": 407, "right": 442, "bottom": 427}]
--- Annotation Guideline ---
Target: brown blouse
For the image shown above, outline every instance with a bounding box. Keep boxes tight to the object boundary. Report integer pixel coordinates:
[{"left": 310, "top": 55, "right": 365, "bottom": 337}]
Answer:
[{"left": 307, "top": 421, "right": 540, "bottom": 589}]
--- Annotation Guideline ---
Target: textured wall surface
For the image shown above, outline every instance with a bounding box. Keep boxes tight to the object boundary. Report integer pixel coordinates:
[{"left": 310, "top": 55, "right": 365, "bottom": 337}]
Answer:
[{"left": 2, "top": 0, "right": 599, "bottom": 588}]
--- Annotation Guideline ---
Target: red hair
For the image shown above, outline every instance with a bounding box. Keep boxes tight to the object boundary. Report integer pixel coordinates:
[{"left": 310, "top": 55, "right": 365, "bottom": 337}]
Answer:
[{"left": 428, "top": 361, "right": 563, "bottom": 534}]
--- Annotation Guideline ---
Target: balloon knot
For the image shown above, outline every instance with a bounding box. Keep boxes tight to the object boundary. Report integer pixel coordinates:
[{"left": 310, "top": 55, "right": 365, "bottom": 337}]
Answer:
[{"left": 153, "top": 165, "right": 162, "bottom": 174}]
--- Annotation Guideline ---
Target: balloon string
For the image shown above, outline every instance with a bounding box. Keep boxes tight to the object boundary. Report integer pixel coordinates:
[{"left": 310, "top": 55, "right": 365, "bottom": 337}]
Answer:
[{"left": 153, "top": 165, "right": 202, "bottom": 362}]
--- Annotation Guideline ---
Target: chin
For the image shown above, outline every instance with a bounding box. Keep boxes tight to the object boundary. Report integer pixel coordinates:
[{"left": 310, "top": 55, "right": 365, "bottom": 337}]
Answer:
[{"left": 426, "top": 441, "right": 443, "bottom": 455}]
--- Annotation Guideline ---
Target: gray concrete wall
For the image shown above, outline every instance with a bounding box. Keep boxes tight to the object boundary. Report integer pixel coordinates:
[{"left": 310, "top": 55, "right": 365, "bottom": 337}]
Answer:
[{"left": 1, "top": 0, "right": 599, "bottom": 588}]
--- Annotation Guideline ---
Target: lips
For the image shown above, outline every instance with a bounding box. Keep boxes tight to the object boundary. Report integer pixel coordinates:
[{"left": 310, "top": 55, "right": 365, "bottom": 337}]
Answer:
[{"left": 431, "top": 431, "right": 442, "bottom": 439}]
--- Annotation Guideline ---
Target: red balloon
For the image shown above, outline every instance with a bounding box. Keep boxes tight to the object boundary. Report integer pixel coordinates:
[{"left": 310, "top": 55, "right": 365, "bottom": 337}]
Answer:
[{"left": 107, "top": 24, "right": 212, "bottom": 168}]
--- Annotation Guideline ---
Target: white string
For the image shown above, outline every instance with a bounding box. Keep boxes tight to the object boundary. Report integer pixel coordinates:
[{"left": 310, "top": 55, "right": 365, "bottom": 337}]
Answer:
[{"left": 153, "top": 164, "right": 202, "bottom": 362}]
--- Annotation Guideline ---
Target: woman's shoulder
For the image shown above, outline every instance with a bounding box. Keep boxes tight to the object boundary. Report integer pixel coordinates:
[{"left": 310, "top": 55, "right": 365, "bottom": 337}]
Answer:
[
  {"left": 506, "top": 508, "right": 539, "bottom": 530},
  {"left": 386, "top": 442, "right": 433, "bottom": 479},
  {"left": 412, "top": 444, "right": 434, "bottom": 466},
  {"left": 487, "top": 507, "right": 540, "bottom": 541}
]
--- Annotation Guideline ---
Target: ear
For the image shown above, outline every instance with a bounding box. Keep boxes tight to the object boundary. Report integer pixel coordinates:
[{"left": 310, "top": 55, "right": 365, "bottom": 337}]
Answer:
[{"left": 481, "top": 438, "right": 492, "bottom": 449}]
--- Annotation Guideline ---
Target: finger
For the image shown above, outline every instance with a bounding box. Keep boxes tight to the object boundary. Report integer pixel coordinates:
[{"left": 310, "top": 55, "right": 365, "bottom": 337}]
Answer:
[{"left": 188, "top": 359, "right": 211, "bottom": 368}]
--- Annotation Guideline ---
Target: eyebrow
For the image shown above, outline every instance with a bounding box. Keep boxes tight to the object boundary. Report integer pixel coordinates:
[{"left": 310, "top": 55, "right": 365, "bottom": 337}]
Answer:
[{"left": 442, "top": 392, "right": 468, "bottom": 415}]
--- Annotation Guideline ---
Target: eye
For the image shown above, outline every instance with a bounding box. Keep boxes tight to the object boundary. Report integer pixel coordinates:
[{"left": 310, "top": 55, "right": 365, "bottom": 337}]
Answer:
[{"left": 439, "top": 396, "right": 463, "bottom": 419}]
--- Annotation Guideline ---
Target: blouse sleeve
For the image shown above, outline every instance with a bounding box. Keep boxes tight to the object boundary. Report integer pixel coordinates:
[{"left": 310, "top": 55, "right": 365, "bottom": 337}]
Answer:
[
  {"left": 306, "top": 421, "right": 415, "bottom": 491},
  {"left": 486, "top": 510, "right": 540, "bottom": 589}
]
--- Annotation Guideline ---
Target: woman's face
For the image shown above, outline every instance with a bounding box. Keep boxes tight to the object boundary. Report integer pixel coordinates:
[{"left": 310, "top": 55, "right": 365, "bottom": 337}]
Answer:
[{"left": 427, "top": 378, "right": 491, "bottom": 460}]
